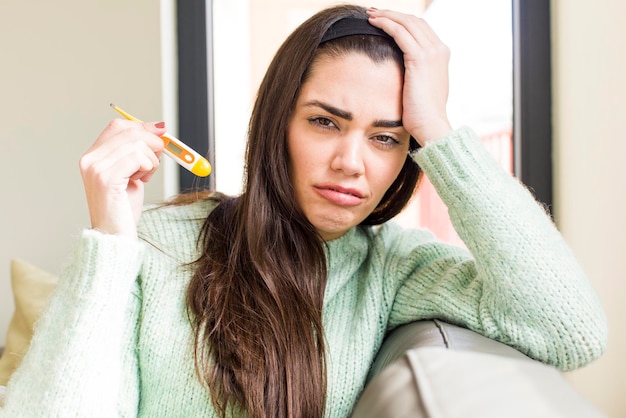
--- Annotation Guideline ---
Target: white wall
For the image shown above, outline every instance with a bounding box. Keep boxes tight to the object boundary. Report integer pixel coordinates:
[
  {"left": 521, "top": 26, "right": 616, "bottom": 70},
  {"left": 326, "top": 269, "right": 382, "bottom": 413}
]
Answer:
[
  {"left": 0, "top": 1, "right": 167, "bottom": 346},
  {"left": 552, "top": 1, "right": 626, "bottom": 416}
]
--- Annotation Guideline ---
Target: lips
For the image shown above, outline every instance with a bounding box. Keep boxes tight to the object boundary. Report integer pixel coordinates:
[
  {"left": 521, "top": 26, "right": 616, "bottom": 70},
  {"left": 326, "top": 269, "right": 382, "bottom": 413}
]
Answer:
[{"left": 314, "top": 184, "right": 365, "bottom": 206}]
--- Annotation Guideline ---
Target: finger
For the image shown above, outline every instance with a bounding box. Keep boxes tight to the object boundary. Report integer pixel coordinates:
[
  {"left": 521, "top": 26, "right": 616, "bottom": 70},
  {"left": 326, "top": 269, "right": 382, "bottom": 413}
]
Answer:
[
  {"left": 106, "top": 117, "right": 167, "bottom": 137},
  {"left": 81, "top": 137, "right": 161, "bottom": 188},
  {"left": 367, "top": 8, "right": 441, "bottom": 43},
  {"left": 92, "top": 122, "right": 165, "bottom": 160},
  {"left": 106, "top": 140, "right": 161, "bottom": 180},
  {"left": 84, "top": 121, "right": 152, "bottom": 162},
  {"left": 137, "top": 170, "right": 157, "bottom": 183},
  {"left": 142, "top": 120, "right": 168, "bottom": 138},
  {"left": 123, "top": 121, "right": 166, "bottom": 153},
  {"left": 368, "top": 16, "right": 432, "bottom": 65},
  {"left": 128, "top": 145, "right": 161, "bottom": 182},
  {"left": 367, "top": 8, "right": 442, "bottom": 49}
]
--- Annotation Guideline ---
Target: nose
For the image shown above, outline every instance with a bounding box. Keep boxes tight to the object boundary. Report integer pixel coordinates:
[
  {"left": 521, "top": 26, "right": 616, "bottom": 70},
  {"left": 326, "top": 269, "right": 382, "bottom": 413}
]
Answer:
[{"left": 330, "top": 133, "right": 365, "bottom": 176}]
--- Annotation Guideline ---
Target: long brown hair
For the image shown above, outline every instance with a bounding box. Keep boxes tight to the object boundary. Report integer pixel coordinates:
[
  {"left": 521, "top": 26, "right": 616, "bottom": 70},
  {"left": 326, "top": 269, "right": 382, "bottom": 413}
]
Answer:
[{"left": 186, "top": 5, "right": 421, "bottom": 418}]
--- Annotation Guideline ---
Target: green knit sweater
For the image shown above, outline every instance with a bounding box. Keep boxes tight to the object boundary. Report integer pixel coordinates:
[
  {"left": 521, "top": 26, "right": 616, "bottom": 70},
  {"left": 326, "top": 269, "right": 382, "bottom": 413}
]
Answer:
[{"left": 1, "top": 128, "right": 607, "bottom": 417}]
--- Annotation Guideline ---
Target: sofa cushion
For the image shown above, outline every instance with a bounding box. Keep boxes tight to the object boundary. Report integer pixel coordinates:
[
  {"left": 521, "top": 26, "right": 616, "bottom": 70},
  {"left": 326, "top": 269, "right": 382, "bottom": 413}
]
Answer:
[{"left": 0, "top": 259, "right": 58, "bottom": 386}]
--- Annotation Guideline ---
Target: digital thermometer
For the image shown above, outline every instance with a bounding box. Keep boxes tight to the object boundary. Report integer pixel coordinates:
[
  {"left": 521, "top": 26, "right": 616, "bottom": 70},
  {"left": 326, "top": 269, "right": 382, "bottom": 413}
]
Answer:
[{"left": 110, "top": 103, "right": 212, "bottom": 177}]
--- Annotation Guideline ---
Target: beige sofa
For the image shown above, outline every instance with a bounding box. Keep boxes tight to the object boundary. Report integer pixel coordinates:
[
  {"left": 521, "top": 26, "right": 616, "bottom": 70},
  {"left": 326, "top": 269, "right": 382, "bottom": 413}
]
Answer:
[{"left": 352, "top": 320, "right": 606, "bottom": 418}]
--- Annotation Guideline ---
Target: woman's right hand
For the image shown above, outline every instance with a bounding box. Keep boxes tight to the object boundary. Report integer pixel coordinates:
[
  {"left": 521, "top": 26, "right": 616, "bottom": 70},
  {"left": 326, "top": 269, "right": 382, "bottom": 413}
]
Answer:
[{"left": 79, "top": 119, "right": 167, "bottom": 239}]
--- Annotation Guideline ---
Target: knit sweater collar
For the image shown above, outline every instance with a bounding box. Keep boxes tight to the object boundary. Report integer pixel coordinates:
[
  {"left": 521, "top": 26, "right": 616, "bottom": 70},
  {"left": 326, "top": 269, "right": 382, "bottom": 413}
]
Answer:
[{"left": 323, "top": 226, "right": 370, "bottom": 303}]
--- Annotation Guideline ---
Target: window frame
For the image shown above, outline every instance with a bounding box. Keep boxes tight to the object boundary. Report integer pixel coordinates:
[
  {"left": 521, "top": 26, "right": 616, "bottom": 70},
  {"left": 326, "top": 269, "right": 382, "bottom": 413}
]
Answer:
[{"left": 512, "top": 0, "right": 553, "bottom": 211}]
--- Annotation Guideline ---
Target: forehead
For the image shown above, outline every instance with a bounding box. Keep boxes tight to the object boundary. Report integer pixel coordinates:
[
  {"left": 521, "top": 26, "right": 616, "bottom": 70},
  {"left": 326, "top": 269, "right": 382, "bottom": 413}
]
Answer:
[
  {"left": 297, "top": 52, "right": 404, "bottom": 117},
  {"left": 306, "top": 48, "right": 401, "bottom": 81}
]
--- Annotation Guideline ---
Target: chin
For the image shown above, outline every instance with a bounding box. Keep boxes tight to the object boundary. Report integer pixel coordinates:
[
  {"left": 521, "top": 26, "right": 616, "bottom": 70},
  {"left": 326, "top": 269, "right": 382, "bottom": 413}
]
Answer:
[{"left": 314, "top": 217, "right": 361, "bottom": 241}]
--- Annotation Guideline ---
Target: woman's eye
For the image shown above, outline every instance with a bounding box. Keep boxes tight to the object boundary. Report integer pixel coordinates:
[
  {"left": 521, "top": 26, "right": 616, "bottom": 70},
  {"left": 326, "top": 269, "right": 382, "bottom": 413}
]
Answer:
[
  {"left": 308, "top": 117, "right": 336, "bottom": 129},
  {"left": 373, "top": 135, "right": 400, "bottom": 148}
]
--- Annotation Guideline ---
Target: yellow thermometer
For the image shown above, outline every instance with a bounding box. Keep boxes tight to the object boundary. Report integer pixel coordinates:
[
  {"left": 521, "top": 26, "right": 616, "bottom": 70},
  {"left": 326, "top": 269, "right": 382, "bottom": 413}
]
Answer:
[{"left": 110, "top": 103, "right": 211, "bottom": 177}]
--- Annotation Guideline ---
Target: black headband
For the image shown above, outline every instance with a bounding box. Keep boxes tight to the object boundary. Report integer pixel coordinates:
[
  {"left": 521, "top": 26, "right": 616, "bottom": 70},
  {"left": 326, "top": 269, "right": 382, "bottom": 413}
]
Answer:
[{"left": 320, "top": 17, "right": 393, "bottom": 44}]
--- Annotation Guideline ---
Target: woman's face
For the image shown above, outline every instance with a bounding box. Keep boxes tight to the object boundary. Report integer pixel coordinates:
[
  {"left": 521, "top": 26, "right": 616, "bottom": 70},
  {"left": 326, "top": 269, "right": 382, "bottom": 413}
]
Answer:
[{"left": 287, "top": 52, "right": 410, "bottom": 241}]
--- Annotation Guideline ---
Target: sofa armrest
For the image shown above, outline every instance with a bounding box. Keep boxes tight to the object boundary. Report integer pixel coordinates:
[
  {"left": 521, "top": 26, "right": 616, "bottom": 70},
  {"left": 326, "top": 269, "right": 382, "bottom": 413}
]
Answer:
[
  {"left": 351, "top": 320, "right": 606, "bottom": 418},
  {"left": 367, "top": 319, "right": 529, "bottom": 380}
]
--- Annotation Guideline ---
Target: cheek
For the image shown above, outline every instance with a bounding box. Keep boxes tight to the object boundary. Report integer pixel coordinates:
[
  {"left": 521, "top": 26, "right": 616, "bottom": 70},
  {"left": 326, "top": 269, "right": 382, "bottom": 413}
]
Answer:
[
  {"left": 287, "top": 124, "right": 330, "bottom": 176},
  {"left": 374, "top": 154, "right": 408, "bottom": 191}
]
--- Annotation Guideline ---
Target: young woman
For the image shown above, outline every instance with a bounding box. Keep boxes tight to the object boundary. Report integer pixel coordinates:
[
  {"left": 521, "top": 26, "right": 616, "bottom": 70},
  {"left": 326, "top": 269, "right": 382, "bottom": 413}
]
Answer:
[{"left": 0, "top": 5, "right": 607, "bottom": 418}]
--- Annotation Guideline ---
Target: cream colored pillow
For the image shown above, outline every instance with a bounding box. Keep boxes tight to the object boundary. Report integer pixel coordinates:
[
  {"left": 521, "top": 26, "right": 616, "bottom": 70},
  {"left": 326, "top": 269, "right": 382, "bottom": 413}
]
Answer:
[{"left": 0, "top": 259, "right": 58, "bottom": 385}]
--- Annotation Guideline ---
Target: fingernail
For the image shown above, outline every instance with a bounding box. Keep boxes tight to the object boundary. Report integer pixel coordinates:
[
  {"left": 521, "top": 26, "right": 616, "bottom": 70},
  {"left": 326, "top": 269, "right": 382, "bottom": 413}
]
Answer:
[{"left": 155, "top": 121, "right": 165, "bottom": 129}]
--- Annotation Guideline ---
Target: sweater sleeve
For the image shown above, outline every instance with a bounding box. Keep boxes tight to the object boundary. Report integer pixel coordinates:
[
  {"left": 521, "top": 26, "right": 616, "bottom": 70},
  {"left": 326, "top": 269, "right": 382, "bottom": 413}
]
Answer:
[
  {"left": 388, "top": 127, "right": 608, "bottom": 371},
  {"left": 0, "top": 229, "right": 143, "bottom": 417}
]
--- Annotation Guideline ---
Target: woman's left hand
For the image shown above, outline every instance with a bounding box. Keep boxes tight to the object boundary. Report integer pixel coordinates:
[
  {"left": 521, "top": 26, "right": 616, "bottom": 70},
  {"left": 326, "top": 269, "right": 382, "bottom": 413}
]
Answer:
[{"left": 367, "top": 8, "right": 452, "bottom": 145}]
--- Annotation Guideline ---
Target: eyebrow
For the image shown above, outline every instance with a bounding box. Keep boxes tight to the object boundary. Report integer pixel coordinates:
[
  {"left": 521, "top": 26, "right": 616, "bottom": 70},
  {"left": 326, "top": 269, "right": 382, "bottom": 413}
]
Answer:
[{"left": 303, "top": 100, "right": 403, "bottom": 128}]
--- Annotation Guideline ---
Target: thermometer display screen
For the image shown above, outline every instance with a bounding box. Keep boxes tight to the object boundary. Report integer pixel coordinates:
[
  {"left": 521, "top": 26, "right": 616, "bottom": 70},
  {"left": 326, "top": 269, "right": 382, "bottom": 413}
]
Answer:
[{"left": 166, "top": 141, "right": 184, "bottom": 156}]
